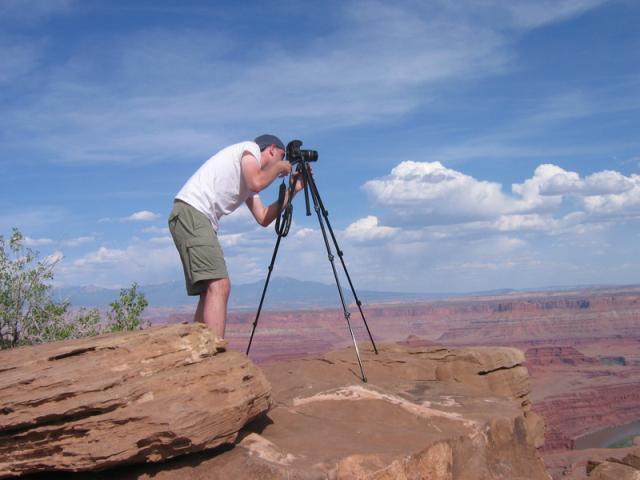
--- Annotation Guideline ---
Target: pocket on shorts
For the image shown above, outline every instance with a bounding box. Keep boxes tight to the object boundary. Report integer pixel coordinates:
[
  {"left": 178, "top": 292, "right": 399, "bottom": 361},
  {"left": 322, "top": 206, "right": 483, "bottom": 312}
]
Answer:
[
  {"left": 168, "top": 213, "right": 179, "bottom": 236},
  {"left": 185, "top": 237, "right": 223, "bottom": 274},
  {"left": 168, "top": 204, "right": 182, "bottom": 237}
]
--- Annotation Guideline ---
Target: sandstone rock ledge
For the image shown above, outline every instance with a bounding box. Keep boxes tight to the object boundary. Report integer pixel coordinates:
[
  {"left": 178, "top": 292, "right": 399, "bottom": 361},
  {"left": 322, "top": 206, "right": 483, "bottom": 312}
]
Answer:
[
  {"left": 0, "top": 323, "right": 271, "bottom": 478},
  {"left": 96, "top": 343, "right": 550, "bottom": 480},
  {"left": 586, "top": 447, "right": 640, "bottom": 479}
]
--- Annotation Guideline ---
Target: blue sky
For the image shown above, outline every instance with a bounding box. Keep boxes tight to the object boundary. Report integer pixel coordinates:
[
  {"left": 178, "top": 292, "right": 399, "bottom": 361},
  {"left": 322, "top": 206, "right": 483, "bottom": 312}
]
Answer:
[{"left": 1, "top": 0, "right": 639, "bottom": 293}]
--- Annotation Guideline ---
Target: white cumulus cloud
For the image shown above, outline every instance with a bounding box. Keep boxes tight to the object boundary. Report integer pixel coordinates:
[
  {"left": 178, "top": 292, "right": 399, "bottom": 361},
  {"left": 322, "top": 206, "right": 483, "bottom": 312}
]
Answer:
[
  {"left": 345, "top": 216, "right": 399, "bottom": 242},
  {"left": 510, "top": 164, "right": 566, "bottom": 212},
  {"left": 531, "top": 165, "right": 635, "bottom": 196},
  {"left": 363, "top": 161, "right": 511, "bottom": 225},
  {"left": 582, "top": 175, "right": 640, "bottom": 216},
  {"left": 126, "top": 210, "right": 160, "bottom": 222},
  {"left": 365, "top": 161, "right": 640, "bottom": 230}
]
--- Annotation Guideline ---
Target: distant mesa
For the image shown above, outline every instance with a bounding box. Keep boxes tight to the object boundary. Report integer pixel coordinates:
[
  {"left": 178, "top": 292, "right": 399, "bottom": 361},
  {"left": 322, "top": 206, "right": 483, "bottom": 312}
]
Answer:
[{"left": 525, "top": 346, "right": 598, "bottom": 367}]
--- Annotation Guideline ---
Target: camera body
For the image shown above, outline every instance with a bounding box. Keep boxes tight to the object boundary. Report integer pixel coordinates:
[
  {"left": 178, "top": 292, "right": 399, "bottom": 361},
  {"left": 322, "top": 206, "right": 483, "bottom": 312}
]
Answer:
[{"left": 286, "top": 139, "right": 318, "bottom": 164}]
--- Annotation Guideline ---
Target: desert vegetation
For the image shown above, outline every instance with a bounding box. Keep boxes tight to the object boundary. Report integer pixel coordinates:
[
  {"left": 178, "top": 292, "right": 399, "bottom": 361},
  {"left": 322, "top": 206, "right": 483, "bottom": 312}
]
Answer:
[{"left": 0, "top": 228, "right": 148, "bottom": 349}]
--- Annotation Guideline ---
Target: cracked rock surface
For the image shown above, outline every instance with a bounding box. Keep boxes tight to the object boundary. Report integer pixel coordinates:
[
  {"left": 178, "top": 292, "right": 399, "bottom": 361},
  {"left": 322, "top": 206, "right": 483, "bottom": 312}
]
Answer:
[
  {"left": 98, "top": 343, "right": 549, "bottom": 480},
  {"left": 0, "top": 323, "right": 271, "bottom": 478}
]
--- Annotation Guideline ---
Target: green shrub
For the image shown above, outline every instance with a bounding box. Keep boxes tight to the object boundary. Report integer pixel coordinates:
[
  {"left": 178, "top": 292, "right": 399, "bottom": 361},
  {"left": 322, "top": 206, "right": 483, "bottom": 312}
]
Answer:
[
  {"left": 106, "top": 283, "right": 149, "bottom": 332},
  {"left": 0, "top": 228, "right": 148, "bottom": 349}
]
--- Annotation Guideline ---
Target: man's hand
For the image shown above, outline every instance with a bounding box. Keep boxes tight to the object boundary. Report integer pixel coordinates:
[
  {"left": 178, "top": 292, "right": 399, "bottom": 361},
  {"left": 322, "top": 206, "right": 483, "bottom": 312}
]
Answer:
[
  {"left": 291, "top": 170, "right": 305, "bottom": 193},
  {"left": 278, "top": 161, "right": 292, "bottom": 178}
]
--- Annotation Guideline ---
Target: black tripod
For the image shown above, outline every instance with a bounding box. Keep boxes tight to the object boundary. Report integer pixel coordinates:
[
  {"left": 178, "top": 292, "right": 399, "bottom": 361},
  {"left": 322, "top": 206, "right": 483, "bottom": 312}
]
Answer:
[{"left": 245, "top": 155, "right": 378, "bottom": 382}]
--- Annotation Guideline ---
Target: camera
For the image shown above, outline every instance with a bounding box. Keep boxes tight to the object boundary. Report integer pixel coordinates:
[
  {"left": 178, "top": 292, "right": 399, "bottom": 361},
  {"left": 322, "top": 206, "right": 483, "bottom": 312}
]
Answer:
[{"left": 286, "top": 140, "right": 318, "bottom": 164}]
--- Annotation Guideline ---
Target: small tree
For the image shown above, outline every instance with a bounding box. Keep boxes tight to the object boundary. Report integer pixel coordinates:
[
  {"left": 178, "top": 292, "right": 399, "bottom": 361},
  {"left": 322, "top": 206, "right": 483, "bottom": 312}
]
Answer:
[
  {"left": 0, "top": 228, "right": 68, "bottom": 348},
  {"left": 1, "top": 228, "right": 150, "bottom": 349},
  {"left": 106, "top": 283, "right": 149, "bottom": 332}
]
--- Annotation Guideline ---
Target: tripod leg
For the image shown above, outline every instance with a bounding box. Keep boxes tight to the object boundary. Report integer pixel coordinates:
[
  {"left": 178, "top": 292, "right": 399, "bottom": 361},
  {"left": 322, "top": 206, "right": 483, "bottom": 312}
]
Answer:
[
  {"left": 306, "top": 172, "right": 379, "bottom": 354},
  {"left": 246, "top": 234, "right": 283, "bottom": 355},
  {"left": 301, "top": 163, "right": 368, "bottom": 382}
]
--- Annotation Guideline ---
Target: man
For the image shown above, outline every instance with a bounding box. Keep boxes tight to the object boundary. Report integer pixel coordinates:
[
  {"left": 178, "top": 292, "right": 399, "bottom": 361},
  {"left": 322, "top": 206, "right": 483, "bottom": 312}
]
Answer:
[{"left": 169, "top": 134, "right": 302, "bottom": 339}]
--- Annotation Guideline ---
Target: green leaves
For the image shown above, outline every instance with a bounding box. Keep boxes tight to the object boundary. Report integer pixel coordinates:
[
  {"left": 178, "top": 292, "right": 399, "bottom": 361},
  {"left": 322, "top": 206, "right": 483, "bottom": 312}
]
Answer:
[
  {"left": 0, "top": 228, "right": 149, "bottom": 349},
  {"left": 0, "top": 228, "right": 63, "bottom": 348},
  {"left": 106, "top": 283, "right": 149, "bottom": 333}
]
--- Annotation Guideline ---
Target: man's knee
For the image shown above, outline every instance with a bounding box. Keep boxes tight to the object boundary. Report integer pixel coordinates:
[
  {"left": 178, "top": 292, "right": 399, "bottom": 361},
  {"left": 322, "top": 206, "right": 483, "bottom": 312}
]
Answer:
[{"left": 205, "top": 277, "right": 230, "bottom": 298}]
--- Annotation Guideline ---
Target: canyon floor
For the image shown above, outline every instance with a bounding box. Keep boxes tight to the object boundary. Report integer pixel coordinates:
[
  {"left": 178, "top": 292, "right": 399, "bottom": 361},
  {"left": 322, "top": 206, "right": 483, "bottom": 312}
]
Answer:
[{"left": 155, "top": 285, "right": 640, "bottom": 479}]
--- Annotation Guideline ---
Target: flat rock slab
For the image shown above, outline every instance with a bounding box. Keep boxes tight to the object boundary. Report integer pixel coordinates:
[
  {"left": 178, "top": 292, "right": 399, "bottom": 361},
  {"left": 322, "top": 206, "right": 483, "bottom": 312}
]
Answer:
[
  {"left": 81, "top": 343, "right": 550, "bottom": 480},
  {"left": 0, "top": 323, "right": 271, "bottom": 478}
]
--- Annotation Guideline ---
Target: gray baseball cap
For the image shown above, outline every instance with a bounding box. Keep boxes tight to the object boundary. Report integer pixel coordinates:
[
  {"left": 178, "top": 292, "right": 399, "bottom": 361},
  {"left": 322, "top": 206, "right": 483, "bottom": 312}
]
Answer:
[{"left": 254, "top": 134, "right": 285, "bottom": 151}]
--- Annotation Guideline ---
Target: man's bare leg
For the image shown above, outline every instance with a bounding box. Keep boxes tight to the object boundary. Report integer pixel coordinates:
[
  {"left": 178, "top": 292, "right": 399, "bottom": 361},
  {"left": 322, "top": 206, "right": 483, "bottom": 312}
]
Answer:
[
  {"left": 194, "top": 295, "right": 205, "bottom": 324},
  {"left": 197, "top": 278, "right": 231, "bottom": 338}
]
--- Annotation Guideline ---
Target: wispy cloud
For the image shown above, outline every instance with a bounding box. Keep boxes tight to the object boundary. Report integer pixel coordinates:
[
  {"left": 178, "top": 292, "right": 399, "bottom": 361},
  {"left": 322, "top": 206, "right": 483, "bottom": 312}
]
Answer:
[
  {"left": 142, "top": 226, "right": 169, "bottom": 235},
  {"left": 0, "top": 207, "right": 67, "bottom": 233},
  {"left": 5, "top": 0, "right": 631, "bottom": 293},
  {"left": 430, "top": 0, "right": 608, "bottom": 30},
  {"left": 0, "top": 0, "right": 74, "bottom": 21},
  {"left": 2, "top": 1, "right": 607, "bottom": 166},
  {"left": 500, "top": 0, "right": 608, "bottom": 29},
  {"left": 11, "top": 234, "right": 94, "bottom": 249},
  {"left": 24, "top": 236, "right": 54, "bottom": 246},
  {"left": 0, "top": 35, "right": 41, "bottom": 84},
  {"left": 62, "top": 236, "right": 95, "bottom": 247}
]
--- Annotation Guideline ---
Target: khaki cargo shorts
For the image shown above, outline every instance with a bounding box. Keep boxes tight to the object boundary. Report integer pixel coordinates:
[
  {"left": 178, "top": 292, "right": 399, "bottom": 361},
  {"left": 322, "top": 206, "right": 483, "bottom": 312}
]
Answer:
[{"left": 168, "top": 200, "right": 228, "bottom": 296}]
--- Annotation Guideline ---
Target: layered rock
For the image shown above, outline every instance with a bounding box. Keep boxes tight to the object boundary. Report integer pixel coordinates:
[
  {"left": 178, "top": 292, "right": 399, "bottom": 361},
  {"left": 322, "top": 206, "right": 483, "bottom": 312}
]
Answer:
[
  {"left": 525, "top": 347, "right": 598, "bottom": 367},
  {"left": 0, "top": 323, "right": 271, "bottom": 478},
  {"left": 217, "top": 288, "right": 640, "bottom": 358},
  {"left": 96, "top": 343, "right": 550, "bottom": 479},
  {"left": 586, "top": 447, "right": 640, "bottom": 479},
  {"left": 534, "top": 384, "right": 640, "bottom": 450}
]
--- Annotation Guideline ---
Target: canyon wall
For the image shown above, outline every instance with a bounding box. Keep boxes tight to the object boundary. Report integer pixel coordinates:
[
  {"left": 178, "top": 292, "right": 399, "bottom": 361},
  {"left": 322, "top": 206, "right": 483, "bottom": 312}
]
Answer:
[{"left": 159, "top": 286, "right": 640, "bottom": 478}]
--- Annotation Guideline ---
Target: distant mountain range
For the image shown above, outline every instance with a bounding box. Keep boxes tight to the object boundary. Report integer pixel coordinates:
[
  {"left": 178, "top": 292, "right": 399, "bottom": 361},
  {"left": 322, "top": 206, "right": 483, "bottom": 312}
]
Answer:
[
  {"left": 53, "top": 277, "right": 446, "bottom": 310},
  {"left": 54, "top": 278, "right": 637, "bottom": 311}
]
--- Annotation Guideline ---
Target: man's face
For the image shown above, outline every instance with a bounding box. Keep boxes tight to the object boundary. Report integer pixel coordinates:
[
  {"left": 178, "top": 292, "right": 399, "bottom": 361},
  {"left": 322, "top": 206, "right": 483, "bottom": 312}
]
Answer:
[
  {"left": 269, "top": 145, "right": 286, "bottom": 164},
  {"left": 260, "top": 144, "right": 286, "bottom": 169}
]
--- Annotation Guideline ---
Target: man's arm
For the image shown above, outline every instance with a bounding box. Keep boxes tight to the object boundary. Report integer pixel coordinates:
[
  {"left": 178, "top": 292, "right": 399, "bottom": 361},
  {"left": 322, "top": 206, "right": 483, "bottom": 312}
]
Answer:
[
  {"left": 245, "top": 194, "right": 283, "bottom": 227},
  {"left": 245, "top": 172, "right": 305, "bottom": 227},
  {"left": 241, "top": 152, "right": 290, "bottom": 192}
]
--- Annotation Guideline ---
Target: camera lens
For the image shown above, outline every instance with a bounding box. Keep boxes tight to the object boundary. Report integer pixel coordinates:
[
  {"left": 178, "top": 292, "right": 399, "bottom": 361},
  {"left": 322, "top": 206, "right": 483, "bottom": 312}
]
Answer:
[{"left": 301, "top": 150, "right": 318, "bottom": 162}]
